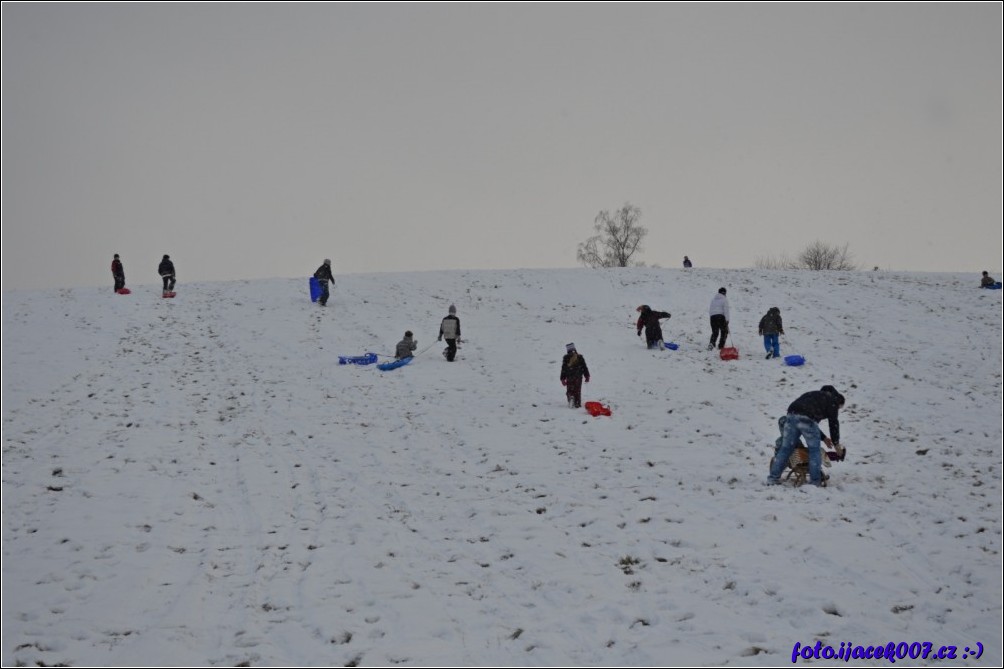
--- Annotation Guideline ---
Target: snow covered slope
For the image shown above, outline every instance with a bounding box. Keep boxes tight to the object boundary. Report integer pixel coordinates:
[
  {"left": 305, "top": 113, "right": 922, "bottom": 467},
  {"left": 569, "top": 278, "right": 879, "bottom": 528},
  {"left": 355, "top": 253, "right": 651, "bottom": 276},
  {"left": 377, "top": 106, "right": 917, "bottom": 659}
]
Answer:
[{"left": 3, "top": 268, "right": 1001, "bottom": 666}]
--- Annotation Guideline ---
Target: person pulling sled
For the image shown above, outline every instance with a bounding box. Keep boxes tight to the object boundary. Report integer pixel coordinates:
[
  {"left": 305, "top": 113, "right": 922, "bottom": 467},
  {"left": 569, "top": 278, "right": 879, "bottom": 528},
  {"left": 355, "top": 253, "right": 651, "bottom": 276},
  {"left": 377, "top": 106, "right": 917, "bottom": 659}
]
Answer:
[
  {"left": 708, "top": 287, "right": 730, "bottom": 351},
  {"left": 314, "top": 259, "right": 335, "bottom": 306},
  {"left": 111, "top": 254, "right": 126, "bottom": 292},
  {"left": 560, "top": 343, "right": 591, "bottom": 408},
  {"left": 158, "top": 255, "right": 176, "bottom": 295},
  {"left": 438, "top": 304, "right": 461, "bottom": 361},
  {"left": 636, "top": 305, "right": 671, "bottom": 349}
]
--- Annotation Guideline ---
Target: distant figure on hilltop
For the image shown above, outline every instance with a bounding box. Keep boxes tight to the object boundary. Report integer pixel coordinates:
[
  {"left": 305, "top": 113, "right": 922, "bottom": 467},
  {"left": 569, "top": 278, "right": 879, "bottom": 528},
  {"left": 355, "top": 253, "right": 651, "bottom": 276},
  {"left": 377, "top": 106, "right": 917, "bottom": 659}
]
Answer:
[
  {"left": 707, "top": 287, "right": 730, "bottom": 351},
  {"left": 438, "top": 304, "right": 462, "bottom": 362},
  {"left": 683, "top": 255, "right": 692, "bottom": 268},
  {"left": 158, "top": 255, "right": 176, "bottom": 295},
  {"left": 758, "top": 307, "right": 784, "bottom": 359},
  {"left": 111, "top": 254, "right": 125, "bottom": 292},
  {"left": 560, "top": 343, "right": 590, "bottom": 409},
  {"left": 313, "top": 259, "right": 335, "bottom": 306},
  {"left": 636, "top": 305, "right": 671, "bottom": 350},
  {"left": 396, "top": 330, "right": 417, "bottom": 360},
  {"left": 981, "top": 271, "right": 996, "bottom": 288}
]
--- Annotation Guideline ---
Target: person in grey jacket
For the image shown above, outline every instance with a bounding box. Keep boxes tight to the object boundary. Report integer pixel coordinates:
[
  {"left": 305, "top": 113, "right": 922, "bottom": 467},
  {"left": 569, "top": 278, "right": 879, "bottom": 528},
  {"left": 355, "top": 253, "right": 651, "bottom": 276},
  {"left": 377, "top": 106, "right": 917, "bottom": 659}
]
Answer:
[
  {"left": 438, "top": 305, "right": 462, "bottom": 362},
  {"left": 707, "top": 287, "right": 730, "bottom": 350},
  {"left": 758, "top": 307, "right": 784, "bottom": 359},
  {"left": 395, "top": 331, "right": 417, "bottom": 360}
]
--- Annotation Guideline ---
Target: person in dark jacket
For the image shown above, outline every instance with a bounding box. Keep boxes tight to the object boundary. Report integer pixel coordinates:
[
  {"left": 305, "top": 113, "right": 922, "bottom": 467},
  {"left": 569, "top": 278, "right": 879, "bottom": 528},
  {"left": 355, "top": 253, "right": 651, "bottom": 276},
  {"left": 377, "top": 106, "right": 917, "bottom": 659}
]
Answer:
[
  {"left": 111, "top": 254, "right": 125, "bottom": 292},
  {"left": 636, "top": 305, "right": 671, "bottom": 349},
  {"left": 683, "top": 256, "right": 692, "bottom": 268},
  {"left": 314, "top": 259, "right": 335, "bottom": 306},
  {"left": 158, "top": 255, "right": 176, "bottom": 294},
  {"left": 768, "top": 385, "right": 845, "bottom": 487},
  {"left": 758, "top": 307, "right": 784, "bottom": 359},
  {"left": 981, "top": 271, "right": 996, "bottom": 288},
  {"left": 560, "top": 342, "right": 591, "bottom": 408},
  {"left": 438, "top": 304, "right": 462, "bottom": 362}
]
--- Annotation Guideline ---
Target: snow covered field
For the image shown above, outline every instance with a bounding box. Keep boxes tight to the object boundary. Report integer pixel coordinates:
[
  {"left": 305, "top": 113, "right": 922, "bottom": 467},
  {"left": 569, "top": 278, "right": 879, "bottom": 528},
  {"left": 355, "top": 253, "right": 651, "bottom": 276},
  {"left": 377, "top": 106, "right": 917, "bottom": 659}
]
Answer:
[{"left": 2, "top": 267, "right": 1001, "bottom": 667}]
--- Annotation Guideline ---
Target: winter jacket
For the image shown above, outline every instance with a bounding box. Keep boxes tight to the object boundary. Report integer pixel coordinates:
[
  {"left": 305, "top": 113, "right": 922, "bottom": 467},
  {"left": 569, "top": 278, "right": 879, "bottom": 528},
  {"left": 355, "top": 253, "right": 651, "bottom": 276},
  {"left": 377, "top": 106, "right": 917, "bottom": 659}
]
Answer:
[
  {"left": 636, "top": 307, "right": 671, "bottom": 342},
  {"left": 158, "top": 258, "right": 175, "bottom": 278},
  {"left": 709, "top": 294, "right": 730, "bottom": 321},
  {"left": 758, "top": 308, "right": 784, "bottom": 336},
  {"left": 560, "top": 351, "right": 590, "bottom": 382},
  {"left": 314, "top": 263, "right": 335, "bottom": 286},
  {"left": 395, "top": 335, "right": 417, "bottom": 360},
  {"left": 787, "top": 390, "right": 841, "bottom": 445},
  {"left": 111, "top": 259, "right": 124, "bottom": 279},
  {"left": 439, "top": 315, "right": 461, "bottom": 341}
]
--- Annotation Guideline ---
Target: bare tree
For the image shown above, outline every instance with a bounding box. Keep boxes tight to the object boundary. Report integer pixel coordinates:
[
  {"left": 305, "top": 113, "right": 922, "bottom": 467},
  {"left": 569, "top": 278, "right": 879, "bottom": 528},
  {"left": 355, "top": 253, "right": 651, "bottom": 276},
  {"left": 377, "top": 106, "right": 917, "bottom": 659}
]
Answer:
[
  {"left": 798, "top": 241, "right": 856, "bottom": 271},
  {"left": 754, "top": 253, "right": 798, "bottom": 270},
  {"left": 576, "top": 203, "right": 647, "bottom": 268},
  {"left": 756, "top": 242, "right": 856, "bottom": 271}
]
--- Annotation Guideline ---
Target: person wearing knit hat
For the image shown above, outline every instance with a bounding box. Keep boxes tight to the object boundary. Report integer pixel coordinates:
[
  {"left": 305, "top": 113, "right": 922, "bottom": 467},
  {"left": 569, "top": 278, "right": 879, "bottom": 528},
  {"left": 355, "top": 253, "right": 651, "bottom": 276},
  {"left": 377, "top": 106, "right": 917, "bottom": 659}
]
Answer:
[
  {"left": 111, "top": 253, "right": 125, "bottom": 292},
  {"left": 707, "top": 287, "right": 730, "bottom": 351},
  {"left": 559, "top": 343, "right": 591, "bottom": 409},
  {"left": 438, "top": 304, "right": 462, "bottom": 361},
  {"left": 395, "top": 330, "right": 417, "bottom": 360}
]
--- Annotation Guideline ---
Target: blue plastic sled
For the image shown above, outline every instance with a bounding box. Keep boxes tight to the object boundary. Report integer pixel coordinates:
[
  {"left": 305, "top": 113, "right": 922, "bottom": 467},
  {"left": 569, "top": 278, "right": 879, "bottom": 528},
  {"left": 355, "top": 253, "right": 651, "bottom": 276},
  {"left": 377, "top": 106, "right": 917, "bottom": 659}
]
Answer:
[
  {"left": 339, "top": 353, "right": 378, "bottom": 366},
  {"left": 982, "top": 283, "right": 1003, "bottom": 290},
  {"left": 784, "top": 355, "right": 806, "bottom": 367},
  {"left": 309, "top": 276, "right": 321, "bottom": 302},
  {"left": 664, "top": 342, "right": 679, "bottom": 350},
  {"left": 377, "top": 357, "right": 413, "bottom": 371}
]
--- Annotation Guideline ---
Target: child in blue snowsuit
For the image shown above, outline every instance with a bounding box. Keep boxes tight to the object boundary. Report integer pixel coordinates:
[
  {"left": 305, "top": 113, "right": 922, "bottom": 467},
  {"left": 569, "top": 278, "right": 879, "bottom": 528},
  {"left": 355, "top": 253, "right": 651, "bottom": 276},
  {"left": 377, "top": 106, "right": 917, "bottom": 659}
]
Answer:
[{"left": 758, "top": 307, "right": 784, "bottom": 359}]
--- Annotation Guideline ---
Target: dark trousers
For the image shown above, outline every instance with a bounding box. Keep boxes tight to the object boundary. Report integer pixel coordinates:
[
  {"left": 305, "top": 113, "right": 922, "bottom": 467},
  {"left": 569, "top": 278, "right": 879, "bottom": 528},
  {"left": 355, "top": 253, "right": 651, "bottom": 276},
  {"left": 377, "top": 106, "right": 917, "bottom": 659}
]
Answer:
[
  {"left": 565, "top": 376, "right": 583, "bottom": 408},
  {"left": 319, "top": 282, "right": 330, "bottom": 305},
  {"left": 710, "top": 314, "right": 729, "bottom": 349},
  {"left": 162, "top": 275, "right": 176, "bottom": 292},
  {"left": 114, "top": 275, "right": 125, "bottom": 291},
  {"left": 444, "top": 338, "right": 457, "bottom": 361}
]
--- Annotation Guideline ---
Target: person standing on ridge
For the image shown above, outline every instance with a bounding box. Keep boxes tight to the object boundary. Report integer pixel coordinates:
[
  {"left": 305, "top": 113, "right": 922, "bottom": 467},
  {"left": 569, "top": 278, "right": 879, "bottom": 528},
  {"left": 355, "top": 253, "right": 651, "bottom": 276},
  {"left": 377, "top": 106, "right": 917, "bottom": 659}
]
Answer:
[
  {"left": 111, "top": 254, "right": 125, "bottom": 292},
  {"left": 158, "top": 255, "right": 176, "bottom": 295},
  {"left": 314, "top": 259, "right": 335, "bottom": 307}
]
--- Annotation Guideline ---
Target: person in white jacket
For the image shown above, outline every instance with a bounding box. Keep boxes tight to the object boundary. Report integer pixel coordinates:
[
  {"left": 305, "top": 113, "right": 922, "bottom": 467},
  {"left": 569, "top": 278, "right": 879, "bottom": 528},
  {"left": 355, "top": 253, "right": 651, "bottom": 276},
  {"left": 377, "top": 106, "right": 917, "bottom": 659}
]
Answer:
[{"left": 708, "top": 287, "right": 730, "bottom": 350}]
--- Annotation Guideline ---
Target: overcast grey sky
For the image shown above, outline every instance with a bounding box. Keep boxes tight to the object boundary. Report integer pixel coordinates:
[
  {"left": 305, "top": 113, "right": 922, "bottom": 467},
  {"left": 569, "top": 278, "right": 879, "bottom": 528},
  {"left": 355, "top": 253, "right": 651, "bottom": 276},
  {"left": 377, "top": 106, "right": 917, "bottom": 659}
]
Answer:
[{"left": 2, "top": 3, "right": 1001, "bottom": 291}]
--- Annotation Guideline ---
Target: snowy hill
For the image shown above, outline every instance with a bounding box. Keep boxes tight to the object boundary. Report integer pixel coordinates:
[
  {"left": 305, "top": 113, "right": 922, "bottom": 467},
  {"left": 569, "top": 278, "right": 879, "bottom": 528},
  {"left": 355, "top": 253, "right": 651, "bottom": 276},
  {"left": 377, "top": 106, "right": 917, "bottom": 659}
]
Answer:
[{"left": 3, "top": 267, "right": 1002, "bottom": 667}]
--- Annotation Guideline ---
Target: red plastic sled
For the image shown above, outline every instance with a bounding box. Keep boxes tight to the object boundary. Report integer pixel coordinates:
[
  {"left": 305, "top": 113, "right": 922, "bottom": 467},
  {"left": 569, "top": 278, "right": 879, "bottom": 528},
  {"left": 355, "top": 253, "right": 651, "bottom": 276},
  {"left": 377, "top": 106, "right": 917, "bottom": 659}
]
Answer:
[
  {"left": 162, "top": 291, "right": 177, "bottom": 299},
  {"left": 584, "top": 401, "right": 612, "bottom": 417},
  {"left": 116, "top": 288, "right": 131, "bottom": 295},
  {"left": 720, "top": 347, "right": 739, "bottom": 360}
]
